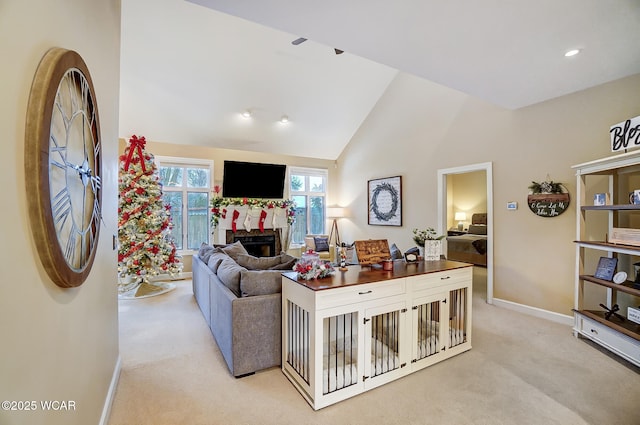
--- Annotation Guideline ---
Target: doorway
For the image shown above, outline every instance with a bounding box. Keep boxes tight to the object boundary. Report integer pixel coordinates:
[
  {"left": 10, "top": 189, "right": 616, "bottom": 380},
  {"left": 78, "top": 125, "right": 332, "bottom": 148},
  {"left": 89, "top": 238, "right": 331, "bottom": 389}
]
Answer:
[{"left": 437, "top": 162, "right": 493, "bottom": 304}]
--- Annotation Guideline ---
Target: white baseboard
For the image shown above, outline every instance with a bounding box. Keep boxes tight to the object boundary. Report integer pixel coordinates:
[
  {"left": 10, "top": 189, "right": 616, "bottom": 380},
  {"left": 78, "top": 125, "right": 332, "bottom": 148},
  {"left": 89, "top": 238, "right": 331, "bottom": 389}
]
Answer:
[
  {"left": 492, "top": 297, "right": 574, "bottom": 326},
  {"left": 99, "top": 355, "right": 122, "bottom": 425}
]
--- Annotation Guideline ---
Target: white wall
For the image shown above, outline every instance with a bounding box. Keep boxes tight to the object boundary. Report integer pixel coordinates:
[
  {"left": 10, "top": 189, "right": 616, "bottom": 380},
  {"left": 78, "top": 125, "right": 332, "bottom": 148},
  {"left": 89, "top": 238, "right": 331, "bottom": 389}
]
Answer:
[
  {"left": 0, "top": 1, "right": 121, "bottom": 424},
  {"left": 336, "top": 71, "right": 640, "bottom": 315}
]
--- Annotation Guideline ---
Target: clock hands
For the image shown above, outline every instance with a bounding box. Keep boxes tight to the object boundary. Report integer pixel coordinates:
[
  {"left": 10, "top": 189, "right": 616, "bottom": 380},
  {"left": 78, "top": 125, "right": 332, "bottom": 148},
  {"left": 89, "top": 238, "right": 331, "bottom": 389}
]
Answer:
[{"left": 66, "top": 159, "right": 101, "bottom": 192}]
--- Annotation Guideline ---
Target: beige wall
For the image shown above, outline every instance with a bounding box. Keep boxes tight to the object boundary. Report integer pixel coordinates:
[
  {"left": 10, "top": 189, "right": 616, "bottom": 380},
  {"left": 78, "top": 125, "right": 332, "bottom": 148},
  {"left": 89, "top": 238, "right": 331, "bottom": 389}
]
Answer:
[
  {"left": 0, "top": 1, "right": 121, "bottom": 424},
  {"left": 336, "top": 71, "right": 640, "bottom": 316},
  {"left": 449, "top": 171, "right": 487, "bottom": 229}
]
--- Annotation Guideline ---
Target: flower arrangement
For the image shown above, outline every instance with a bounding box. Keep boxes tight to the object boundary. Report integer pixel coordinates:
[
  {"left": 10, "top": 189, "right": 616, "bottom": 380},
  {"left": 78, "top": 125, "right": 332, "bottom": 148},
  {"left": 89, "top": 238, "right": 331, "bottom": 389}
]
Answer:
[
  {"left": 412, "top": 227, "right": 444, "bottom": 246},
  {"left": 293, "top": 255, "right": 335, "bottom": 280}
]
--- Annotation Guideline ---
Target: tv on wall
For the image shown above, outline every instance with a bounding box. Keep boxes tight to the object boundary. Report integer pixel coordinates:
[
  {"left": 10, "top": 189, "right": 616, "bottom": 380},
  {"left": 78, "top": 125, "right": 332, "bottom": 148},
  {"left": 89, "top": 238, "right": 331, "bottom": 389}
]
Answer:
[{"left": 222, "top": 160, "right": 286, "bottom": 199}]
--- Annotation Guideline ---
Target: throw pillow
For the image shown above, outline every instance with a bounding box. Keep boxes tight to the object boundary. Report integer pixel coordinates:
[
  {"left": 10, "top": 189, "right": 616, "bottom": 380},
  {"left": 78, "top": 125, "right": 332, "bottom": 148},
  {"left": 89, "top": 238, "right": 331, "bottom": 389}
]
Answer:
[
  {"left": 269, "top": 258, "right": 297, "bottom": 270},
  {"left": 216, "top": 257, "right": 246, "bottom": 297},
  {"left": 220, "top": 241, "right": 249, "bottom": 261},
  {"left": 468, "top": 224, "right": 487, "bottom": 235},
  {"left": 390, "top": 243, "right": 403, "bottom": 260},
  {"left": 279, "top": 253, "right": 296, "bottom": 264},
  {"left": 314, "top": 236, "right": 330, "bottom": 252},
  {"left": 198, "top": 243, "right": 216, "bottom": 264},
  {"left": 207, "top": 252, "right": 228, "bottom": 274},
  {"left": 239, "top": 270, "right": 283, "bottom": 297},
  {"left": 236, "top": 253, "right": 281, "bottom": 270}
]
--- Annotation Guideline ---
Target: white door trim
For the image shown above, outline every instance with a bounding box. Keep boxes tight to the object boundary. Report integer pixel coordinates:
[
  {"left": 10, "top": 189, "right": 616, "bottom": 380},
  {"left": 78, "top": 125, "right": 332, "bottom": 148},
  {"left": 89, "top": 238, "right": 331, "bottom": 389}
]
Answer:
[{"left": 437, "top": 162, "right": 493, "bottom": 304}]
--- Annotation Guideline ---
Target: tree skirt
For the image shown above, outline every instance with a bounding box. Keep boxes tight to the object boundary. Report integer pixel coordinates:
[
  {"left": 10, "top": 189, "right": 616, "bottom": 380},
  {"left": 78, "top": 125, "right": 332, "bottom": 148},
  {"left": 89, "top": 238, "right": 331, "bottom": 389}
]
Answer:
[{"left": 118, "top": 282, "right": 176, "bottom": 300}]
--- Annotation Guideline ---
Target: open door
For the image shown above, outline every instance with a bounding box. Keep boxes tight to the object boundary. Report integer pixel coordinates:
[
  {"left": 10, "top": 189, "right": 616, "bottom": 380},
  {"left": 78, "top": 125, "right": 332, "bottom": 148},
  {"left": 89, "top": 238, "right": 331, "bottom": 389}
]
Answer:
[{"left": 437, "top": 163, "right": 493, "bottom": 304}]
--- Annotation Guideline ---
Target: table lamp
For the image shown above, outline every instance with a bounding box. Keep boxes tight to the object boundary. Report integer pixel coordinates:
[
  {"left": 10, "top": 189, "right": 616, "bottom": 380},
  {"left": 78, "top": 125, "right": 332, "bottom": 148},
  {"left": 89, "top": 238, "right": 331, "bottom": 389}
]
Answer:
[{"left": 455, "top": 212, "right": 467, "bottom": 231}]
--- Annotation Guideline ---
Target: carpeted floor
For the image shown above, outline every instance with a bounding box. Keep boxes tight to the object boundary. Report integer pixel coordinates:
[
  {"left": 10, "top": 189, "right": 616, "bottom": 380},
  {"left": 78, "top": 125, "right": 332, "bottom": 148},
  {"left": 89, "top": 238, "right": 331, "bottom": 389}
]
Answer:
[{"left": 108, "top": 270, "right": 640, "bottom": 425}]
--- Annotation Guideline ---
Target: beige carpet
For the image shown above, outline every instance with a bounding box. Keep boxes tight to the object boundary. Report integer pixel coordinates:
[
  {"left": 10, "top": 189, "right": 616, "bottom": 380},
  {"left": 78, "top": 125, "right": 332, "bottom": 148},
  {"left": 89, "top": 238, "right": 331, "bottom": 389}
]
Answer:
[{"left": 108, "top": 271, "right": 640, "bottom": 425}]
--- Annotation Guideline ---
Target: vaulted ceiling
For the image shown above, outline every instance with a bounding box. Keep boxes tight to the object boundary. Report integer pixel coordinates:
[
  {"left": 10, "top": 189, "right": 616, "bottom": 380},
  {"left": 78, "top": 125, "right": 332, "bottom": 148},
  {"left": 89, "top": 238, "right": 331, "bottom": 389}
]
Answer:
[{"left": 119, "top": 0, "right": 640, "bottom": 160}]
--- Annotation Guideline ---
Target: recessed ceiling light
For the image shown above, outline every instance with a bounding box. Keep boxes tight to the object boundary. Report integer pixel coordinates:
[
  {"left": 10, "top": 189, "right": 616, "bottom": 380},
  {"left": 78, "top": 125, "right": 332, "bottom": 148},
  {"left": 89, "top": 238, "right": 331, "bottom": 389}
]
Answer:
[
  {"left": 241, "top": 110, "right": 252, "bottom": 118},
  {"left": 564, "top": 49, "right": 581, "bottom": 57},
  {"left": 280, "top": 115, "right": 289, "bottom": 123}
]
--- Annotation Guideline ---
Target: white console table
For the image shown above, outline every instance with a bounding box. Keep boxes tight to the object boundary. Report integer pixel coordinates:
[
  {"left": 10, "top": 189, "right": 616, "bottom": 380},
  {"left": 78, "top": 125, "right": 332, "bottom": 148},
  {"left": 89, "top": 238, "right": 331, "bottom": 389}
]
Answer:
[{"left": 281, "top": 260, "right": 473, "bottom": 410}]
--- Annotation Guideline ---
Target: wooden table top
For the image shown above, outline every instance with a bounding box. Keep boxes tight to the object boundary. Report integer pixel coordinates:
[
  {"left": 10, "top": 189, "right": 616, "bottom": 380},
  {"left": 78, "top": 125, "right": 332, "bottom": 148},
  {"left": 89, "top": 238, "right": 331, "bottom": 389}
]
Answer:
[{"left": 282, "top": 259, "right": 472, "bottom": 291}]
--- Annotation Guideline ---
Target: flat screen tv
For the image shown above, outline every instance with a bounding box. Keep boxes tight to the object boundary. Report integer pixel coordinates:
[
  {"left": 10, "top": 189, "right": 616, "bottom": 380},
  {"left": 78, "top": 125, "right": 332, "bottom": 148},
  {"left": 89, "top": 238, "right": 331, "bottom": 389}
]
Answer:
[{"left": 222, "top": 160, "right": 286, "bottom": 199}]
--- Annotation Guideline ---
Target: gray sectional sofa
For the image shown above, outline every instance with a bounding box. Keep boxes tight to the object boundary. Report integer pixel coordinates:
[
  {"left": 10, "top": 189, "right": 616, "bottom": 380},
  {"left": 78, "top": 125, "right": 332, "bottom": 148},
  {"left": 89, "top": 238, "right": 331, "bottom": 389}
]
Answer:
[{"left": 192, "top": 241, "right": 297, "bottom": 377}]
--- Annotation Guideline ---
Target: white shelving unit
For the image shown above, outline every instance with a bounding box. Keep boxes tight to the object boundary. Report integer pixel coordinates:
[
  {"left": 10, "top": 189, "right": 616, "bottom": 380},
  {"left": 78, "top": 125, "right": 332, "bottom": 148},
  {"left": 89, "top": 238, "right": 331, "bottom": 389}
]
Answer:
[{"left": 573, "top": 150, "right": 640, "bottom": 367}]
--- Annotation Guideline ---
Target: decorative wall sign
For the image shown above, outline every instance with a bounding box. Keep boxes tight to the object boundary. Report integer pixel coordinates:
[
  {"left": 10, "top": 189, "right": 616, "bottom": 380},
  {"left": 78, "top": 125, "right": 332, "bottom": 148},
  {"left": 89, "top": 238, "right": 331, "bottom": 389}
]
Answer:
[
  {"left": 368, "top": 176, "right": 402, "bottom": 226},
  {"left": 611, "top": 115, "right": 640, "bottom": 152},
  {"left": 527, "top": 179, "right": 570, "bottom": 217}
]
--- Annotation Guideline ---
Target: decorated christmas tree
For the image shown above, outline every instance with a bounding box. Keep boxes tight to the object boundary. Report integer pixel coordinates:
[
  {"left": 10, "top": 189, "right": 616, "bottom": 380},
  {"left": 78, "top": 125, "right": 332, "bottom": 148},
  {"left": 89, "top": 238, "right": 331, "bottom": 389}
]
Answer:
[{"left": 117, "top": 135, "right": 182, "bottom": 295}]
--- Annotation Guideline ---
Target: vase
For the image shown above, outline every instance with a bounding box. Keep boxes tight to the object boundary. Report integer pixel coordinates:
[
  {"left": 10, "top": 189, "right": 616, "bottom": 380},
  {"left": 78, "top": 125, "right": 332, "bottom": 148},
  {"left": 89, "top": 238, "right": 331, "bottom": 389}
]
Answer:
[{"left": 424, "top": 240, "right": 442, "bottom": 261}]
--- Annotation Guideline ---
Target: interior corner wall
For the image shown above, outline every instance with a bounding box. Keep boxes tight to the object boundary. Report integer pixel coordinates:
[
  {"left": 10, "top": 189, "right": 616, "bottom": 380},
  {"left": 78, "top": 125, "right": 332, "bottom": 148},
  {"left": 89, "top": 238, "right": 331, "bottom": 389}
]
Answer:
[
  {"left": 0, "top": 2, "right": 121, "bottom": 425},
  {"left": 336, "top": 71, "right": 640, "bottom": 316}
]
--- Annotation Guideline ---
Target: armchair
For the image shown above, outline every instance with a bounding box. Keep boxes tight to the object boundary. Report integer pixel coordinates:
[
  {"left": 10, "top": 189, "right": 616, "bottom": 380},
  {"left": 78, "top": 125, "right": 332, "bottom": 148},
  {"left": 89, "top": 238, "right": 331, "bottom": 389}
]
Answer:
[{"left": 304, "top": 235, "right": 335, "bottom": 262}]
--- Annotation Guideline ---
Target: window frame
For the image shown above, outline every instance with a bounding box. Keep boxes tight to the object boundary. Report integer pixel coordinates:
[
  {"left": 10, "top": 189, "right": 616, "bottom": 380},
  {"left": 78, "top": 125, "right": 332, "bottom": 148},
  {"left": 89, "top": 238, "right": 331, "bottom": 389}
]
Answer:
[
  {"left": 155, "top": 155, "right": 214, "bottom": 253},
  {"left": 289, "top": 166, "right": 328, "bottom": 241}
]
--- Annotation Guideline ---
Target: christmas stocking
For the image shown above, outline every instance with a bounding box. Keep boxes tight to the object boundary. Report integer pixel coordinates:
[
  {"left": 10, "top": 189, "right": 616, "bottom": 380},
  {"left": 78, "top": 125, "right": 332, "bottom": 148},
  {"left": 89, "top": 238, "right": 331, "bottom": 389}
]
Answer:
[
  {"left": 221, "top": 208, "right": 227, "bottom": 219},
  {"left": 244, "top": 208, "right": 252, "bottom": 232},
  {"left": 272, "top": 208, "right": 279, "bottom": 228},
  {"left": 259, "top": 209, "right": 267, "bottom": 232},
  {"left": 231, "top": 209, "right": 240, "bottom": 232}
]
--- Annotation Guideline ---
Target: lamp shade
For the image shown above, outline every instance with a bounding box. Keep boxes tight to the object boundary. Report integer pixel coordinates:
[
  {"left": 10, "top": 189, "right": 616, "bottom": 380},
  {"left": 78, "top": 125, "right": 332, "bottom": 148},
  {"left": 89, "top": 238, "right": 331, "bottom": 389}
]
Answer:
[
  {"left": 454, "top": 212, "right": 467, "bottom": 221},
  {"left": 327, "top": 207, "right": 346, "bottom": 218}
]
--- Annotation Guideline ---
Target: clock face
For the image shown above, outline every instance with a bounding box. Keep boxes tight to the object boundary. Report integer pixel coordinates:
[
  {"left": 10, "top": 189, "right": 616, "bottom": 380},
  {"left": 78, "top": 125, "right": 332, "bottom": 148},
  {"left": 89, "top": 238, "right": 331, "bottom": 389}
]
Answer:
[
  {"left": 25, "top": 48, "right": 102, "bottom": 288},
  {"left": 49, "top": 68, "right": 101, "bottom": 272}
]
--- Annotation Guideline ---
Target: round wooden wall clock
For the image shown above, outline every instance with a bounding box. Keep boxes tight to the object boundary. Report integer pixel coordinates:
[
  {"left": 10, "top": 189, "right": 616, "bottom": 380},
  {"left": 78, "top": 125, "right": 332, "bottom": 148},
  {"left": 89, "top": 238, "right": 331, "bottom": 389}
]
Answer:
[{"left": 25, "top": 48, "right": 102, "bottom": 288}]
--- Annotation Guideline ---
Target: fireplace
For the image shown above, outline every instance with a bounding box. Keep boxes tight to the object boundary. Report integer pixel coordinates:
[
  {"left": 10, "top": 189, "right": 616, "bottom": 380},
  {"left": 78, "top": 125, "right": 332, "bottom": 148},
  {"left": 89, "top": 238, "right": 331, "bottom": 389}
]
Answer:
[{"left": 226, "top": 229, "right": 281, "bottom": 257}]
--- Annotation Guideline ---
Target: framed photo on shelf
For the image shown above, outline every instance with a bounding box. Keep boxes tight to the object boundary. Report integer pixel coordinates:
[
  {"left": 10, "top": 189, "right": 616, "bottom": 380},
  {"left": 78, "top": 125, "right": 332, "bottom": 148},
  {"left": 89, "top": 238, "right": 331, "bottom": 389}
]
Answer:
[
  {"left": 368, "top": 176, "right": 402, "bottom": 226},
  {"left": 404, "top": 246, "right": 420, "bottom": 263},
  {"left": 593, "top": 193, "right": 610, "bottom": 206},
  {"left": 594, "top": 256, "right": 618, "bottom": 281}
]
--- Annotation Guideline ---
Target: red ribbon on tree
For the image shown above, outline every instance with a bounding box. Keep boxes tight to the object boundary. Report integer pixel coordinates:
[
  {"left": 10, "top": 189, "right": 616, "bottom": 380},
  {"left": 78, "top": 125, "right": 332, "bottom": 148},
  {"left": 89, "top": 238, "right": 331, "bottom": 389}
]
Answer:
[{"left": 124, "top": 135, "right": 147, "bottom": 172}]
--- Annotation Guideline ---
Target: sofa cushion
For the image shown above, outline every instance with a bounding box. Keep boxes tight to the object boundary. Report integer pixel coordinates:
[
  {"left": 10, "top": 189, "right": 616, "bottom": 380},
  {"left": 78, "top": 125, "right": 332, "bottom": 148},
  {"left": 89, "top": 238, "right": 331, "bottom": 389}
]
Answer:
[
  {"left": 236, "top": 253, "right": 282, "bottom": 270},
  {"left": 198, "top": 243, "right": 216, "bottom": 264},
  {"left": 220, "top": 241, "right": 249, "bottom": 261},
  {"left": 216, "top": 257, "right": 247, "bottom": 297},
  {"left": 240, "top": 270, "right": 283, "bottom": 297}
]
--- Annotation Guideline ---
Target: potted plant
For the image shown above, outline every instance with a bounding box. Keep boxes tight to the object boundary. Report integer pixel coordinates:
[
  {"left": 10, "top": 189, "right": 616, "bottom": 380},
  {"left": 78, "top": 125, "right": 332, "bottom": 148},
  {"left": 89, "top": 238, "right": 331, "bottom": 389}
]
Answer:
[{"left": 412, "top": 228, "right": 445, "bottom": 261}]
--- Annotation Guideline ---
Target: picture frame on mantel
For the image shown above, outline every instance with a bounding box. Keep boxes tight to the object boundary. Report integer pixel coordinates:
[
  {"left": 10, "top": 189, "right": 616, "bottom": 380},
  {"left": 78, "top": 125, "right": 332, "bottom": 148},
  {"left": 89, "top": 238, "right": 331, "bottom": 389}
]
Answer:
[{"left": 368, "top": 175, "right": 402, "bottom": 226}]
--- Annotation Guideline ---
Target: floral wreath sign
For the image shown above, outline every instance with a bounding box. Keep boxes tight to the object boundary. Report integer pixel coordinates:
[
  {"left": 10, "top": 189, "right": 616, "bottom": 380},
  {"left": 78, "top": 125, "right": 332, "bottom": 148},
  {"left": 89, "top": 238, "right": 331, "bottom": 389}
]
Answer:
[
  {"left": 368, "top": 176, "right": 402, "bottom": 226},
  {"left": 527, "top": 179, "right": 570, "bottom": 217}
]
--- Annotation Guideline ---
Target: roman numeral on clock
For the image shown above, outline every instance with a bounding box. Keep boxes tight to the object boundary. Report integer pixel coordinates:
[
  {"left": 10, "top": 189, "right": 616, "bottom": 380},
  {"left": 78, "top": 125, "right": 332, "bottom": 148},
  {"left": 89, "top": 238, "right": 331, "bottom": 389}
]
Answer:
[{"left": 52, "top": 187, "right": 72, "bottom": 232}]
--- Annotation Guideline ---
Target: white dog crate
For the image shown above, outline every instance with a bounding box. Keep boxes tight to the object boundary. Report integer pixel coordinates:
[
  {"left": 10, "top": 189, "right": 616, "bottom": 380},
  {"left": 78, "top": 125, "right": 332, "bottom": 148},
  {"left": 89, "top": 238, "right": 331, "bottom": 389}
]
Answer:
[{"left": 282, "top": 262, "right": 472, "bottom": 409}]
